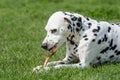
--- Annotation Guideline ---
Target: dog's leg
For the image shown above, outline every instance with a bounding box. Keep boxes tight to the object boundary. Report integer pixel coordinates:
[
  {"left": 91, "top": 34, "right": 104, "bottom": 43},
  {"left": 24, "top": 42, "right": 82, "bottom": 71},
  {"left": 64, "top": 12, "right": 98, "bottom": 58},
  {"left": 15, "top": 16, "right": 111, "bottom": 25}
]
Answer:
[
  {"left": 33, "top": 53, "right": 77, "bottom": 72},
  {"left": 33, "top": 55, "right": 72, "bottom": 72},
  {"left": 53, "top": 47, "right": 101, "bottom": 69},
  {"left": 46, "top": 59, "right": 69, "bottom": 66},
  {"left": 33, "top": 59, "right": 70, "bottom": 73},
  {"left": 54, "top": 63, "right": 81, "bottom": 69}
]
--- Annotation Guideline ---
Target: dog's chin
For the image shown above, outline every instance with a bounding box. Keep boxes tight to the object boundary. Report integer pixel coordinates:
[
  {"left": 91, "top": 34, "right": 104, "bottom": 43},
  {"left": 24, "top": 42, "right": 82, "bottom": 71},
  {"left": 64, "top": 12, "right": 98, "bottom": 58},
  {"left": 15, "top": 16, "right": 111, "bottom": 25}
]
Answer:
[{"left": 48, "top": 43, "right": 58, "bottom": 53}]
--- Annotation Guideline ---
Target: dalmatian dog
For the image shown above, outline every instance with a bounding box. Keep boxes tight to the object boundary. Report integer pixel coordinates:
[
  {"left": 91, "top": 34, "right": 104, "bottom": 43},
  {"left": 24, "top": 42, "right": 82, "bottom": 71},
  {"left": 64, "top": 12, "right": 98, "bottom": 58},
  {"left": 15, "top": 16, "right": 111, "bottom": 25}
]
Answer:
[{"left": 33, "top": 11, "right": 120, "bottom": 72}]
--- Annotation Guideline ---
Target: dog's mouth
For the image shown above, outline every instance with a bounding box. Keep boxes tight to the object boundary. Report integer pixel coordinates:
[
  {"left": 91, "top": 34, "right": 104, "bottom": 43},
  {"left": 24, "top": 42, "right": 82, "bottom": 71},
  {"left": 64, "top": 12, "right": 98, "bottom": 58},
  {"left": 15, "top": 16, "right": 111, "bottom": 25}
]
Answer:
[{"left": 48, "top": 43, "right": 58, "bottom": 53}]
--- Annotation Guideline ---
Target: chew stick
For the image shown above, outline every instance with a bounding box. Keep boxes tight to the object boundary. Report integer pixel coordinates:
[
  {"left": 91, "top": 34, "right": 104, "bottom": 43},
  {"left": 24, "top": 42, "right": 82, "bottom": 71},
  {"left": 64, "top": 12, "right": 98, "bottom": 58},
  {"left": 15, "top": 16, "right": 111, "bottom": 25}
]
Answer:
[
  {"left": 42, "top": 53, "right": 54, "bottom": 68},
  {"left": 42, "top": 48, "right": 56, "bottom": 68}
]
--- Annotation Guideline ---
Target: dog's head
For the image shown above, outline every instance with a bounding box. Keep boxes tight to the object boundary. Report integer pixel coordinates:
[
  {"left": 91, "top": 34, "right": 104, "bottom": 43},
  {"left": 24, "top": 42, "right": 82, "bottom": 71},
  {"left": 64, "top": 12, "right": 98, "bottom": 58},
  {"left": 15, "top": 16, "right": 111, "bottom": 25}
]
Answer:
[{"left": 41, "top": 11, "right": 71, "bottom": 53}]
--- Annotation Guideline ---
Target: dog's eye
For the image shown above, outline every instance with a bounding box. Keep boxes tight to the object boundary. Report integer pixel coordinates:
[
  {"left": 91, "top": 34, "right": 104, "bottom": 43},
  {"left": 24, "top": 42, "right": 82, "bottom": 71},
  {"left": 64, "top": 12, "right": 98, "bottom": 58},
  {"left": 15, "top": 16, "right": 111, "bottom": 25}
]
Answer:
[{"left": 51, "top": 29, "right": 57, "bottom": 34}]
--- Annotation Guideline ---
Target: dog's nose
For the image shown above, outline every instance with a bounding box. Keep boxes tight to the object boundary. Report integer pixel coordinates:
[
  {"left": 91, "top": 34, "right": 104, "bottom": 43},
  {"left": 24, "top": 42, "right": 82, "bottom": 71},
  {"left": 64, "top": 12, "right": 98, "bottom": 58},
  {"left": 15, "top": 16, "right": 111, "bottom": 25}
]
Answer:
[{"left": 41, "top": 43, "right": 48, "bottom": 50}]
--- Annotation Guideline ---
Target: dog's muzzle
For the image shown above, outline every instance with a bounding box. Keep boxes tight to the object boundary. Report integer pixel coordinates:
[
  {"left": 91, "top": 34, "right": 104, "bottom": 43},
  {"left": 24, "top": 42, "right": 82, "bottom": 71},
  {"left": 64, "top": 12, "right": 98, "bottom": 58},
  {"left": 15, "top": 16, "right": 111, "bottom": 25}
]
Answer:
[
  {"left": 41, "top": 43, "right": 48, "bottom": 50},
  {"left": 41, "top": 43, "right": 58, "bottom": 53}
]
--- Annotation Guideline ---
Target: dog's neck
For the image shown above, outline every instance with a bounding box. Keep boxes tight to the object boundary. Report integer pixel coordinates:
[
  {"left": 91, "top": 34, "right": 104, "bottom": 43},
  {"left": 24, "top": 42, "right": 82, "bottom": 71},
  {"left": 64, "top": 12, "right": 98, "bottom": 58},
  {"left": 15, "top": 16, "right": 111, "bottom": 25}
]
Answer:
[
  {"left": 66, "top": 15, "right": 97, "bottom": 44},
  {"left": 79, "top": 17, "right": 98, "bottom": 35}
]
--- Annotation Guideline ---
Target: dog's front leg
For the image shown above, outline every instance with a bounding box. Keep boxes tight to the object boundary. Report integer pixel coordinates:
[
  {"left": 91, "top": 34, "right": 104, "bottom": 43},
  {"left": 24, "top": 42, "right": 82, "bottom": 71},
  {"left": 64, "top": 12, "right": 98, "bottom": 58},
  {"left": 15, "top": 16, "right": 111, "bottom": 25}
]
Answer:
[
  {"left": 54, "top": 63, "right": 81, "bottom": 69},
  {"left": 33, "top": 59, "right": 70, "bottom": 72},
  {"left": 46, "top": 60, "right": 69, "bottom": 66},
  {"left": 53, "top": 45, "right": 101, "bottom": 69}
]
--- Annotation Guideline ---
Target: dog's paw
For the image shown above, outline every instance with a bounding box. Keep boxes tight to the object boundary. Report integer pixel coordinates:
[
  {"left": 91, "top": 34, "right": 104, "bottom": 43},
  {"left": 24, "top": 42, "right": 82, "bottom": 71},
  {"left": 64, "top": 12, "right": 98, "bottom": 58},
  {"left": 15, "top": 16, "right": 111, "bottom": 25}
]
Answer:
[
  {"left": 33, "top": 65, "right": 50, "bottom": 73},
  {"left": 33, "top": 65, "right": 43, "bottom": 73}
]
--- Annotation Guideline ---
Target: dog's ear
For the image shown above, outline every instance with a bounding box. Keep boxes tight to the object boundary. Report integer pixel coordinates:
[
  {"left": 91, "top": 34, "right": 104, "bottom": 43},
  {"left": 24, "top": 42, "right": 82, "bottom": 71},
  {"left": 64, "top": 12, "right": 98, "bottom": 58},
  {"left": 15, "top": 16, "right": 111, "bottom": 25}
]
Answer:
[{"left": 64, "top": 17, "right": 71, "bottom": 24}]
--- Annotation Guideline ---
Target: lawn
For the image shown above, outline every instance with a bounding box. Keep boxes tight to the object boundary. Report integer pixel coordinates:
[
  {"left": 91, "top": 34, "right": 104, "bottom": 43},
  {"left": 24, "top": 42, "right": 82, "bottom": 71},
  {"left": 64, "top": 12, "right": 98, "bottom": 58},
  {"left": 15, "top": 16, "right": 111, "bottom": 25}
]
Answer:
[{"left": 0, "top": 0, "right": 120, "bottom": 80}]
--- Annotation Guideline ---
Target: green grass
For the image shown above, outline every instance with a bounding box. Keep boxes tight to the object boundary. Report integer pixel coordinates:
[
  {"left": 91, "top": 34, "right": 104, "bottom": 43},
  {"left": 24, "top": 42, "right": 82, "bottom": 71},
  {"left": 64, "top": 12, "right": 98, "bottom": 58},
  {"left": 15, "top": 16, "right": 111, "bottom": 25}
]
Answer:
[{"left": 0, "top": 0, "right": 120, "bottom": 80}]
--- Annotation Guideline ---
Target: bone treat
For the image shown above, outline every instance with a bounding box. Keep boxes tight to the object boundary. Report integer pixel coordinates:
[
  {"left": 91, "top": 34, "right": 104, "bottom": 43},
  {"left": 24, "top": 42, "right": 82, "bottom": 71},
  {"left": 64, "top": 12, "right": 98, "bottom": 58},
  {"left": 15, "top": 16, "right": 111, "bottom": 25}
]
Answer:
[{"left": 42, "top": 47, "right": 56, "bottom": 68}]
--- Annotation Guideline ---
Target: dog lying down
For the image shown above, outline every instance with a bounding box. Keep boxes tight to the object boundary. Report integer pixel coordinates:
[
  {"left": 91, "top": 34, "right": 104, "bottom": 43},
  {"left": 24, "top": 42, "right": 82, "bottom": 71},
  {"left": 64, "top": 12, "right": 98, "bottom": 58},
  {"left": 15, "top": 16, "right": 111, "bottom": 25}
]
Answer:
[{"left": 33, "top": 11, "right": 120, "bottom": 72}]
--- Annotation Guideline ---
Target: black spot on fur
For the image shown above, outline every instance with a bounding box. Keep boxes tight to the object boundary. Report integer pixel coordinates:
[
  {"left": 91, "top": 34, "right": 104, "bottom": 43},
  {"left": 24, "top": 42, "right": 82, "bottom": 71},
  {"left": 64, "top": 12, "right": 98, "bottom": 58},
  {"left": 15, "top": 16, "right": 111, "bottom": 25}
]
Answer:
[
  {"left": 70, "top": 35, "right": 75, "bottom": 40},
  {"left": 67, "top": 25, "right": 72, "bottom": 29},
  {"left": 116, "top": 51, "right": 120, "bottom": 55},
  {"left": 86, "top": 17, "right": 90, "bottom": 21},
  {"left": 94, "top": 34, "right": 97, "bottom": 36},
  {"left": 97, "top": 57, "right": 101, "bottom": 60},
  {"left": 73, "top": 52, "right": 76, "bottom": 54},
  {"left": 97, "top": 26, "right": 100, "bottom": 31},
  {"left": 78, "top": 17, "right": 82, "bottom": 22},
  {"left": 71, "top": 53, "right": 75, "bottom": 57},
  {"left": 67, "top": 25, "right": 73, "bottom": 32},
  {"left": 92, "top": 39, "right": 95, "bottom": 42},
  {"left": 67, "top": 37, "right": 75, "bottom": 45},
  {"left": 102, "top": 34, "right": 108, "bottom": 42},
  {"left": 92, "top": 29, "right": 97, "bottom": 33},
  {"left": 98, "top": 39, "right": 101, "bottom": 44},
  {"left": 74, "top": 44, "right": 78, "bottom": 50},
  {"left": 88, "top": 26, "right": 91, "bottom": 28},
  {"left": 83, "top": 35, "right": 87, "bottom": 38},
  {"left": 64, "top": 17, "right": 71, "bottom": 24},
  {"left": 111, "top": 24, "right": 114, "bottom": 25},
  {"left": 73, "top": 23, "right": 75, "bottom": 26},
  {"left": 88, "top": 23, "right": 92, "bottom": 26},
  {"left": 108, "top": 27, "right": 111, "bottom": 32},
  {"left": 75, "top": 49, "right": 78, "bottom": 52},
  {"left": 92, "top": 26, "right": 100, "bottom": 33},
  {"left": 71, "top": 17, "right": 77, "bottom": 21},
  {"left": 59, "top": 62, "right": 65, "bottom": 64},
  {"left": 84, "top": 38, "right": 88, "bottom": 40},
  {"left": 88, "top": 23, "right": 92, "bottom": 28},
  {"left": 76, "top": 22, "right": 81, "bottom": 27},
  {"left": 82, "top": 29, "right": 85, "bottom": 31},
  {"left": 109, "top": 39, "right": 113, "bottom": 47},
  {"left": 116, "top": 23, "right": 120, "bottom": 25},
  {"left": 104, "top": 34, "right": 108, "bottom": 42},
  {"left": 109, "top": 55, "right": 114, "bottom": 58},
  {"left": 76, "top": 28, "right": 80, "bottom": 32},
  {"left": 69, "top": 56, "right": 73, "bottom": 59},
  {"left": 102, "top": 38, "right": 105, "bottom": 42},
  {"left": 113, "top": 45, "right": 117, "bottom": 50},
  {"left": 68, "top": 58, "right": 71, "bottom": 61},
  {"left": 114, "top": 50, "right": 118, "bottom": 53},
  {"left": 63, "top": 12, "right": 67, "bottom": 15},
  {"left": 100, "top": 47, "right": 109, "bottom": 53},
  {"left": 110, "top": 45, "right": 117, "bottom": 50},
  {"left": 67, "top": 35, "right": 76, "bottom": 45}
]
